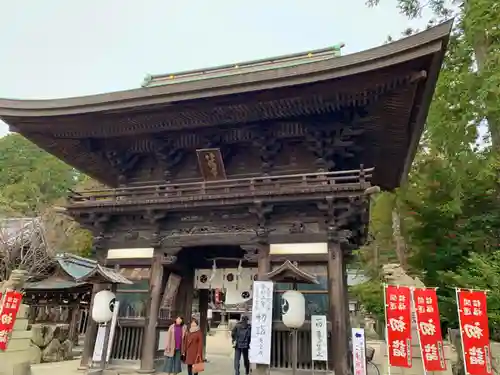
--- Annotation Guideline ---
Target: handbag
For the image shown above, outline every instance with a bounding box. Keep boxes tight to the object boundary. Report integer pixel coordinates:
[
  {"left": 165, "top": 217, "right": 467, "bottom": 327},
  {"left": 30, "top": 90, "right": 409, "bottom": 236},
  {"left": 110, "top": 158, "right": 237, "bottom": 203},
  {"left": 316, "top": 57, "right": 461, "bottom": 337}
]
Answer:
[{"left": 192, "top": 356, "right": 205, "bottom": 373}]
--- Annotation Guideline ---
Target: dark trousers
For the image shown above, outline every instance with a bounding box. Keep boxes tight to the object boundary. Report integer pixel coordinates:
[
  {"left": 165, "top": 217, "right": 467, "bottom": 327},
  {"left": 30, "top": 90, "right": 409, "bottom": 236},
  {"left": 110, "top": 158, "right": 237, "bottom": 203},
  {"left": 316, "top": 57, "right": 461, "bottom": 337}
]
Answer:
[
  {"left": 187, "top": 364, "right": 198, "bottom": 375},
  {"left": 234, "top": 348, "right": 250, "bottom": 375}
]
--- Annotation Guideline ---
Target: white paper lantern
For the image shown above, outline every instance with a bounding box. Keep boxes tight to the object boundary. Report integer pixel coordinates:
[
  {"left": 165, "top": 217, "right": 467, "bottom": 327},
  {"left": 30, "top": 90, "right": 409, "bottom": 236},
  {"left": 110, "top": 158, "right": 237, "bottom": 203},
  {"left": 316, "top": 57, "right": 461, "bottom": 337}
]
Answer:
[
  {"left": 92, "top": 290, "right": 116, "bottom": 323},
  {"left": 281, "top": 290, "right": 305, "bottom": 329}
]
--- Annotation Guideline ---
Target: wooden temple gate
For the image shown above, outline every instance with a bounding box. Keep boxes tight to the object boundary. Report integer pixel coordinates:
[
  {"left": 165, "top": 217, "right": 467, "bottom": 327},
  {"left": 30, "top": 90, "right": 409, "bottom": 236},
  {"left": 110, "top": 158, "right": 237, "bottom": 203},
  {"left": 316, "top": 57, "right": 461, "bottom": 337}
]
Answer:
[{"left": 0, "top": 21, "right": 451, "bottom": 375}]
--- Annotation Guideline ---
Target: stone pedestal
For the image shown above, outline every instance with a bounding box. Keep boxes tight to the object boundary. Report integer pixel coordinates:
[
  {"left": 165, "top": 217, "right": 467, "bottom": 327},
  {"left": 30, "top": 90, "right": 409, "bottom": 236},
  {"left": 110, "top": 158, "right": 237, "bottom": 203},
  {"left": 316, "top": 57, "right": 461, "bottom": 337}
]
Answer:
[{"left": 0, "top": 304, "right": 32, "bottom": 375}]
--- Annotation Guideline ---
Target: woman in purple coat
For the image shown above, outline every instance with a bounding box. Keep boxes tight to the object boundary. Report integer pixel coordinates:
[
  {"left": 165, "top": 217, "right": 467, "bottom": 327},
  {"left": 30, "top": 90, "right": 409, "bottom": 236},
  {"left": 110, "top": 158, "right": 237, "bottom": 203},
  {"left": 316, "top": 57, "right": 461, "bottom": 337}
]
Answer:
[{"left": 163, "top": 316, "right": 187, "bottom": 375}]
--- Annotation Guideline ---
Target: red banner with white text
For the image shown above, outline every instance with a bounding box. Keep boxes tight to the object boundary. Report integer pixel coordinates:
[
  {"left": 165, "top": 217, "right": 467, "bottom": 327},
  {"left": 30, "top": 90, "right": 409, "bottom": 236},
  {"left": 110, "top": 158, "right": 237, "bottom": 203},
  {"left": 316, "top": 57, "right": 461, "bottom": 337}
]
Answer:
[
  {"left": 385, "top": 285, "right": 412, "bottom": 368},
  {"left": 457, "top": 290, "right": 492, "bottom": 375},
  {"left": 0, "top": 290, "right": 23, "bottom": 351},
  {"left": 413, "top": 288, "right": 446, "bottom": 371}
]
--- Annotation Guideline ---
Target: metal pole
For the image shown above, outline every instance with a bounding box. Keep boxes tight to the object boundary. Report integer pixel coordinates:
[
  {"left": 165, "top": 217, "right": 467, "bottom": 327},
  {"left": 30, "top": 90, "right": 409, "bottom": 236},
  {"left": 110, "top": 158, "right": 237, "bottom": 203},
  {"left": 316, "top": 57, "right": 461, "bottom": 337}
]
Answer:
[
  {"left": 292, "top": 328, "right": 298, "bottom": 375},
  {"left": 291, "top": 282, "right": 298, "bottom": 375},
  {"left": 99, "top": 321, "right": 112, "bottom": 373}
]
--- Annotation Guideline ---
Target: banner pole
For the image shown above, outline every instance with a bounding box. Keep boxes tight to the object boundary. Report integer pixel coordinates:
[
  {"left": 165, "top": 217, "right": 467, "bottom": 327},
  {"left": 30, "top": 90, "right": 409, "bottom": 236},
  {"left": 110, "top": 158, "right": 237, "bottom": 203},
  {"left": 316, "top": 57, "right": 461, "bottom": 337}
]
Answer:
[
  {"left": 455, "top": 288, "right": 469, "bottom": 375},
  {"left": 383, "top": 283, "right": 391, "bottom": 375},
  {"left": 411, "top": 287, "right": 428, "bottom": 375}
]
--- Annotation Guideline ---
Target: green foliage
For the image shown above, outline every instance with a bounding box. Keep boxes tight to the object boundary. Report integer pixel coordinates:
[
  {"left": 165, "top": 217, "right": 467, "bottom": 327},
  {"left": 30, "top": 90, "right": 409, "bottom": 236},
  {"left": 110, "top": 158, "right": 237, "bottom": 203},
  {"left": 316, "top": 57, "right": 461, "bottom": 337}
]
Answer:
[
  {"left": 442, "top": 252, "right": 500, "bottom": 340},
  {"left": 350, "top": 279, "right": 385, "bottom": 324},
  {"left": 0, "top": 133, "right": 93, "bottom": 257},
  {"left": 356, "top": 0, "right": 500, "bottom": 336},
  {"left": 0, "top": 134, "right": 81, "bottom": 214}
]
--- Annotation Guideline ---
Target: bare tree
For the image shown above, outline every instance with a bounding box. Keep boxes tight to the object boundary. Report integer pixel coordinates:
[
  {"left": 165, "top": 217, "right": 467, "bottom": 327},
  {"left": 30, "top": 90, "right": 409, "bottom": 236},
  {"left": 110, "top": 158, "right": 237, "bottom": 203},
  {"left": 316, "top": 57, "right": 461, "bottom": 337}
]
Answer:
[{"left": 0, "top": 217, "right": 56, "bottom": 282}]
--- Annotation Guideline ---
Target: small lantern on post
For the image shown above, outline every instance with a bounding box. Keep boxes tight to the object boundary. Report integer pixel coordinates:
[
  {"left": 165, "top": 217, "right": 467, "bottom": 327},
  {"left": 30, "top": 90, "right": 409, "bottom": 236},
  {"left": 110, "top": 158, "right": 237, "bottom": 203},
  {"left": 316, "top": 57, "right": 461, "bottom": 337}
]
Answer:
[
  {"left": 92, "top": 290, "right": 116, "bottom": 324},
  {"left": 77, "top": 264, "right": 133, "bottom": 375},
  {"left": 266, "top": 260, "right": 319, "bottom": 375}
]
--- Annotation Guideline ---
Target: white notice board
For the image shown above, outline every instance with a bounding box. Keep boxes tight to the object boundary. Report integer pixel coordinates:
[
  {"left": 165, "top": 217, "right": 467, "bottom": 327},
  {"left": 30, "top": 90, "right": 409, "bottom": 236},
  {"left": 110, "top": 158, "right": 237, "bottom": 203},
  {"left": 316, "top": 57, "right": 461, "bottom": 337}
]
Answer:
[
  {"left": 249, "top": 281, "right": 274, "bottom": 365},
  {"left": 352, "top": 328, "right": 367, "bottom": 375},
  {"left": 311, "top": 315, "right": 328, "bottom": 361}
]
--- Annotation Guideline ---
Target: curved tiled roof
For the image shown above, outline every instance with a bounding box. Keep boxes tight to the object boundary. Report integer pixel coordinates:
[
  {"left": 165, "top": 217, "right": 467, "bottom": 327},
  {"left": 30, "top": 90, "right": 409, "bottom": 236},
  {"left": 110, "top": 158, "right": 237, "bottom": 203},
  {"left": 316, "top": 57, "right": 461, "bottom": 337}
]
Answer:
[
  {"left": 0, "top": 21, "right": 453, "bottom": 189},
  {"left": 0, "top": 22, "right": 451, "bottom": 117},
  {"left": 24, "top": 253, "right": 132, "bottom": 290}
]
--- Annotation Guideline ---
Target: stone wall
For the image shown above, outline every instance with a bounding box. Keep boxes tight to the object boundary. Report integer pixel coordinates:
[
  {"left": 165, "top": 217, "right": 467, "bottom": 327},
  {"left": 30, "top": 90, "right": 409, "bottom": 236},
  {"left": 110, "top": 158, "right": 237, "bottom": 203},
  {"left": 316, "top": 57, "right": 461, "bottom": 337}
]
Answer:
[{"left": 29, "top": 324, "right": 73, "bottom": 364}]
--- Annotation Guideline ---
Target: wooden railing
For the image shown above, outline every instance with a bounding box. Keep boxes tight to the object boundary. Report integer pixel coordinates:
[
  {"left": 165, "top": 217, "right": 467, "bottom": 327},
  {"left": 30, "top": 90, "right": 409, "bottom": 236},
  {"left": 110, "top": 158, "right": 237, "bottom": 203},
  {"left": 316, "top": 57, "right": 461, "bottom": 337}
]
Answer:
[
  {"left": 271, "top": 322, "right": 332, "bottom": 371},
  {"left": 68, "top": 167, "right": 373, "bottom": 207},
  {"left": 110, "top": 320, "right": 334, "bottom": 369},
  {"left": 110, "top": 325, "right": 144, "bottom": 361},
  {"left": 78, "top": 308, "right": 90, "bottom": 335}
]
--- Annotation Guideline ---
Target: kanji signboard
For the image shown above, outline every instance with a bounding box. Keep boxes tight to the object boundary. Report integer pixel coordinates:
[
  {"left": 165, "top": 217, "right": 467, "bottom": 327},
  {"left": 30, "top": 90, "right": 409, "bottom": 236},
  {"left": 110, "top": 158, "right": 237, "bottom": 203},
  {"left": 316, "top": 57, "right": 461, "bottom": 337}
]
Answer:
[
  {"left": 0, "top": 290, "right": 22, "bottom": 351},
  {"left": 311, "top": 315, "right": 328, "bottom": 362},
  {"left": 352, "top": 328, "right": 367, "bottom": 375},
  {"left": 457, "top": 290, "right": 492, "bottom": 375},
  {"left": 413, "top": 288, "right": 446, "bottom": 372},
  {"left": 385, "top": 285, "right": 412, "bottom": 368},
  {"left": 249, "top": 281, "right": 273, "bottom": 365}
]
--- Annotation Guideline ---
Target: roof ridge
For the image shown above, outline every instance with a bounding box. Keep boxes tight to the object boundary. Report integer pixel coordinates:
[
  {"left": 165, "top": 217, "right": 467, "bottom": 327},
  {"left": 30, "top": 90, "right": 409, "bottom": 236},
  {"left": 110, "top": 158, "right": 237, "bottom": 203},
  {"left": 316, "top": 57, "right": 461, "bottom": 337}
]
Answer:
[{"left": 142, "top": 43, "right": 345, "bottom": 87}]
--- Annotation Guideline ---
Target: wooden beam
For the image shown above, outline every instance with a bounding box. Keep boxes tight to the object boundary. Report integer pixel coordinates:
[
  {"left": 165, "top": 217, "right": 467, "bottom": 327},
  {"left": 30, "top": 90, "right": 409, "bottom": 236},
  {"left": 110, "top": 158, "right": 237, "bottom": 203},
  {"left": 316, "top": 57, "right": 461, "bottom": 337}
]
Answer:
[{"left": 327, "top": 241, "right": 350, "bottom": 375}]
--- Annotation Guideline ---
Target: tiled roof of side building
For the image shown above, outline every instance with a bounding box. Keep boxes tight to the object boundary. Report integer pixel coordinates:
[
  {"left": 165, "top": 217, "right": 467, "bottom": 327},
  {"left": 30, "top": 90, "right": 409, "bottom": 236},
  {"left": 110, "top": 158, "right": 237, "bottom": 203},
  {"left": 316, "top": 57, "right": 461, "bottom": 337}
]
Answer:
[{"left": 24, "top": 253, "right": 132, "bottom": 290}]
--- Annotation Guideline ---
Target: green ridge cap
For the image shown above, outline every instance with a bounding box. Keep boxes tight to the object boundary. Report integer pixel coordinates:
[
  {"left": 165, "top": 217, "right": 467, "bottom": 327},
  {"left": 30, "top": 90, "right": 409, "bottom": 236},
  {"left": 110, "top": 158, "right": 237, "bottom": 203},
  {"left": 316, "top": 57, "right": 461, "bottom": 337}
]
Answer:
[{"left": 142, "top": 43, "right": 347, "bottom": 88}]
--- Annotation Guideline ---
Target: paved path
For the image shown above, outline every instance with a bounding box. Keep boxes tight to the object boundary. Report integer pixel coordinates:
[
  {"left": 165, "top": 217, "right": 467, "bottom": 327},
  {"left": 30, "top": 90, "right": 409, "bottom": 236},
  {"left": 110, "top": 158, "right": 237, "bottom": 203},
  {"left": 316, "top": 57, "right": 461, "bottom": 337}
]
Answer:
[
  {"left": 30, "top": 355, "right": 249, "bottom": 375},
  {"left": 30, "top": 329, "right": 326, "bottom": 375},
  {"left": 30, "top": 330, "right": 244, "bottom": 375}
]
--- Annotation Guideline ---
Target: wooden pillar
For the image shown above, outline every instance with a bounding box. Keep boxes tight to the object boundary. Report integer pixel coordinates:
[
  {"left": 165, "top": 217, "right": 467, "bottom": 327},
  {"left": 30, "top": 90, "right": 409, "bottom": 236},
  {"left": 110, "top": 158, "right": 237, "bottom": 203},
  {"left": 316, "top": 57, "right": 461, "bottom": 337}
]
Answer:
[
  {"left": 175, "top": 281, "right": 186, "bottom": 318},
  {"left": 79, "top": 283, "right": 105, "bottom": 369},
  {"left": 140, "top": 251, "right": 164, "bottom": 373},
  {"left": 198, "top": 290, "right": 209, "bottom": 358},
  {"left": 68, "top": 306, "right": 80, "bottom": 345},
  {"left": 257, "top": 243, "right": 271, "bottom": 279},
  {"left": 327, "top": 241, "right": 351, "bottom": 375},
  {"left": 174, "top": 268, "right": 194, "bottom": 320},
  {"left": 183, "top": 268, "right": 195, "bottom": 320}
]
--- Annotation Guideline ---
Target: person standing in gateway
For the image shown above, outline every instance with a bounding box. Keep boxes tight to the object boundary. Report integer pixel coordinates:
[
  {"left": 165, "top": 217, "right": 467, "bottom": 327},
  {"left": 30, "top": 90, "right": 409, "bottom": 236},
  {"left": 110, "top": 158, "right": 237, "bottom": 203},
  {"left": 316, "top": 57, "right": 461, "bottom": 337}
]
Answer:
[
  {"left": 231, "top": 315, "right": 251, "bottom": 375},
  {"left": 163, "top": 316, "right": 187, "bottom": 375}
]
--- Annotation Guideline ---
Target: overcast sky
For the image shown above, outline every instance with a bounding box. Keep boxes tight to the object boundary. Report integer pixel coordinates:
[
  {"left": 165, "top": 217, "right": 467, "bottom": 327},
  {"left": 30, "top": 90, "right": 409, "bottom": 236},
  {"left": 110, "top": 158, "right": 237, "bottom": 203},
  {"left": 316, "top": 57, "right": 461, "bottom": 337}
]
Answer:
[{"left": 0, "top": 0, "right": 431, "bottom": 137}]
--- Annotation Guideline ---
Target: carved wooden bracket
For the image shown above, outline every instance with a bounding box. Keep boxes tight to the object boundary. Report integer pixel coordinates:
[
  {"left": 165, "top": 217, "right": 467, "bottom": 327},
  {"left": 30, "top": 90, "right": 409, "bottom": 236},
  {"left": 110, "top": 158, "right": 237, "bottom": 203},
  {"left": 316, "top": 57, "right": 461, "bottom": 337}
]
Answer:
[
  {"left": 145, "top": 209, "right": 168, "bottom": 248},
  {"left": 248, "top": 200, "right": 274, "bottom": 244},
  {"left": 161, "top": 254, "right": 178, "bottom": 265},
  {"left": 103, "top": 149, "right": 141, "bottom": 184},
  {"left": 317, "top": 196, "right": 358, "bottom": 246},
  {"left": 161, "top": 247, "right": 182, "bottom": 265},
  {"left": 305, "top": 121, "right": 364, "bottom": 171},
  {"left": 241, "top": 245, "right": 259, "bottom": 262},
  {"left": 151, "top": 138, "right": 185, "bottom": 182},
  {"left": 252, "top": 128, "right": 282, "bottom": 175},
  {"left": 92, "top": 233, "right": 108, "bottom": 251},
  {"left": 289, "top": 221, "right": 306, "bottom": 234},
  {"left": 249, "top": 200, "right": 273, "bottom": 227},
  {"left": 80, "top": 213, "right": 110, "bottom": 230}
]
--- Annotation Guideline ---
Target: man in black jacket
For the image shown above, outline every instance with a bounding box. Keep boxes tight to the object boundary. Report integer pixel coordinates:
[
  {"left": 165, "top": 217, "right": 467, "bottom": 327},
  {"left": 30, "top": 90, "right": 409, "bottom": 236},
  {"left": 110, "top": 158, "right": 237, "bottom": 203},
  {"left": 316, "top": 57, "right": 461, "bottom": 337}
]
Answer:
[{"left": 231, "top": 315, "right": 251, "bottom": 375}]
